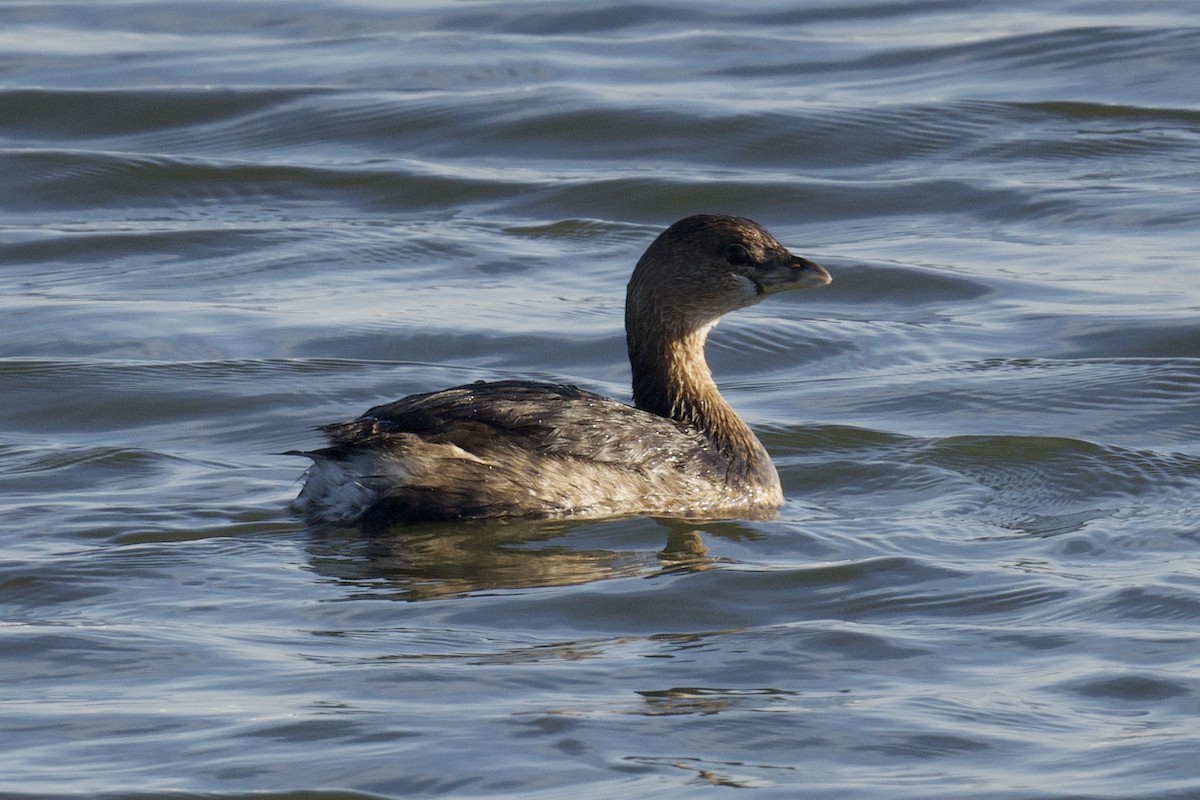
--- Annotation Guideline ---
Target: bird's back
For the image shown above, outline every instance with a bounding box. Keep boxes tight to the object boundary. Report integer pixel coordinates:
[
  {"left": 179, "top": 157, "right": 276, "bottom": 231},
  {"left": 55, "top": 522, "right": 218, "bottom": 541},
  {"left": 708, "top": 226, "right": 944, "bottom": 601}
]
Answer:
[{"left": 294, "top": 380, "right": 769, "bottom": 526}]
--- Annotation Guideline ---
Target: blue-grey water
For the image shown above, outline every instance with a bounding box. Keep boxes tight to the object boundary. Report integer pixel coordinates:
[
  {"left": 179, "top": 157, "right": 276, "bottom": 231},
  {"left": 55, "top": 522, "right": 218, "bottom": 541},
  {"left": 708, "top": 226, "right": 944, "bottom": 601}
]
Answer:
[{"left": 2, "top": 2, "right": 1199, "bottom": 798}]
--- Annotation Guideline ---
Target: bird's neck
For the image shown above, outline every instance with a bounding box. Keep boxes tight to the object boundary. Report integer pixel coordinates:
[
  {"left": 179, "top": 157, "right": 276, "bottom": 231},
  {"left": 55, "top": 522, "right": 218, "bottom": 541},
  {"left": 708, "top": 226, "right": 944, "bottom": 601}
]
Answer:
[{"left": 628, "top": 323, "right": 763, "bottom": 461}]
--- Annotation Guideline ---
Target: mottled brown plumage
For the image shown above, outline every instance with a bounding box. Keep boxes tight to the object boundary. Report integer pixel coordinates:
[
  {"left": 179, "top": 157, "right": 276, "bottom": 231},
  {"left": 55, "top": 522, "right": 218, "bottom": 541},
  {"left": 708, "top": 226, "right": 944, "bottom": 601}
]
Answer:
[{"left": 293, "top": 214, "right": 831, "bottom": 527}]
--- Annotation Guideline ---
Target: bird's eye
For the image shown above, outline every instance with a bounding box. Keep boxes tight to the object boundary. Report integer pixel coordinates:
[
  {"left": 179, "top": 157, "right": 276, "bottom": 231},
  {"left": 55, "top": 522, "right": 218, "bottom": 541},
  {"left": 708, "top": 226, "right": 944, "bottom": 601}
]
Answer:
[{"left": 724, "top": 244, "right": 752, "bottom": 266}]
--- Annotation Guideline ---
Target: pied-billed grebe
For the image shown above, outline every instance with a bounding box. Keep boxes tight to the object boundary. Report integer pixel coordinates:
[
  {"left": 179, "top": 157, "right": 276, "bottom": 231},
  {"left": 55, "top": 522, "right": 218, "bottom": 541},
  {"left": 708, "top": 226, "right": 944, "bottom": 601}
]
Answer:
[{"left": 293, "top": 214, "right": 831, "bottom": 527}]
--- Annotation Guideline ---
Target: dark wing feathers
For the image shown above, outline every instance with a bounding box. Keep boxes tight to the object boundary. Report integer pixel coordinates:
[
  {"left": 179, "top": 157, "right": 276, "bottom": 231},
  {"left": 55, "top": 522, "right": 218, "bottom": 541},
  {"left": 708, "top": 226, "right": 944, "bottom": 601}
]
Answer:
[{"left": 319, "top": 379, "right": 705, "bottom": 467}]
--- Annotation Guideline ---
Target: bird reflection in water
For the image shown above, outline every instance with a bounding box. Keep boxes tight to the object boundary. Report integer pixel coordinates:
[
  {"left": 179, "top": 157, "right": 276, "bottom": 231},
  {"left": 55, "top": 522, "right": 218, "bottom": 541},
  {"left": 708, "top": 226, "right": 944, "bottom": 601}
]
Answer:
[{"left": 304, "top": 519, "right": 736, "bottom": 600}]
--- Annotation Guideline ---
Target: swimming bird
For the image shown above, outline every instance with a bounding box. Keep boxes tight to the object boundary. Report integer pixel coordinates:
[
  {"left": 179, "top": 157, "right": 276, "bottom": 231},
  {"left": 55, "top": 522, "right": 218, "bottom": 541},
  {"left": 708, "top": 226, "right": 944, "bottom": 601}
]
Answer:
[{"left": 293, "top": 214, "right": 831, "bottom": 527}]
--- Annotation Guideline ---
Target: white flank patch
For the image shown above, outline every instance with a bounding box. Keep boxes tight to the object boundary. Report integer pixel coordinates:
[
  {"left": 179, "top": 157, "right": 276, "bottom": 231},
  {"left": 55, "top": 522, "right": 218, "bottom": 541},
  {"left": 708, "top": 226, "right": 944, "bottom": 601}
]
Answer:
[{"left": 294, "top": 454, "right": 388, "bottom": 526}]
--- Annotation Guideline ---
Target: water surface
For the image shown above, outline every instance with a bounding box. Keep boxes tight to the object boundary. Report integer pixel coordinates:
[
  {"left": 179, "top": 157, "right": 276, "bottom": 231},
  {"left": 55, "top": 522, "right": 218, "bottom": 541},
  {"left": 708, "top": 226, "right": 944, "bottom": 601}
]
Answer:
[{"left": 2, "top": 1, "right": 1199, "bottom": 798}]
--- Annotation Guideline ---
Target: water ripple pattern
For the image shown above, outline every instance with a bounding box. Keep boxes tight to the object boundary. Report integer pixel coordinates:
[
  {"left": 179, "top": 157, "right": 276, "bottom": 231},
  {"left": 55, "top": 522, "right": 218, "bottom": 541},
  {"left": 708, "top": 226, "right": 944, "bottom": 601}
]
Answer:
[{"left": 2, "top": 1, "right": 1199, "bottom": 798}]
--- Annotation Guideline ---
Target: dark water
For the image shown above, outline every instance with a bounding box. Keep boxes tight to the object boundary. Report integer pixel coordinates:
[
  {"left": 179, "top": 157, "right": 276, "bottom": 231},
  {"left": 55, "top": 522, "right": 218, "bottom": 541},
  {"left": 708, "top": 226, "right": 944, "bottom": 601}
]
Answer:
[{"left": 2, "top": 2, "right": 1199, "bottom": 797}]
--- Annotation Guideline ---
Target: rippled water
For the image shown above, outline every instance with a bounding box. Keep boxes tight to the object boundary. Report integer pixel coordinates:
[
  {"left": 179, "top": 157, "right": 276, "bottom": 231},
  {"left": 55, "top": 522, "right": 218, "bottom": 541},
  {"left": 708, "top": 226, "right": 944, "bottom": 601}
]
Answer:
[{"left": 3, "top": 2, "right": 1199, "bottom": 798}]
